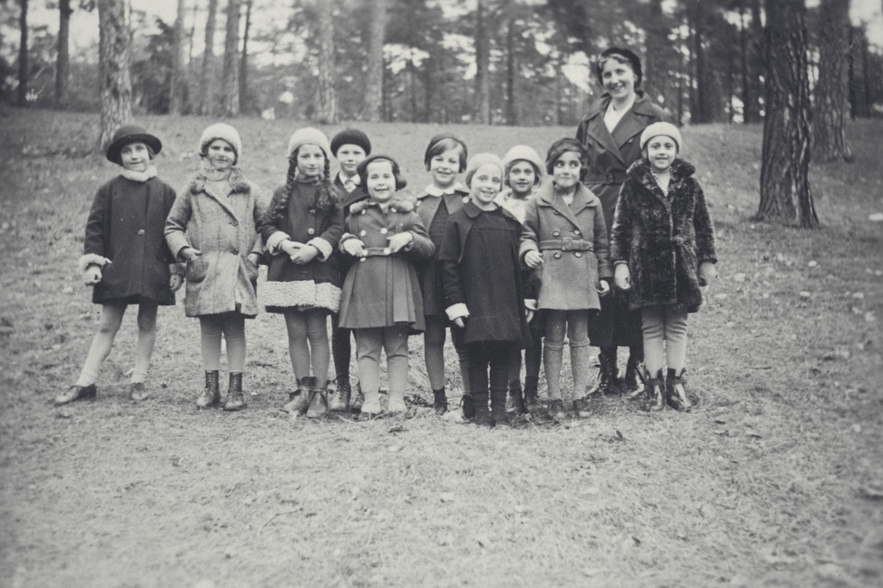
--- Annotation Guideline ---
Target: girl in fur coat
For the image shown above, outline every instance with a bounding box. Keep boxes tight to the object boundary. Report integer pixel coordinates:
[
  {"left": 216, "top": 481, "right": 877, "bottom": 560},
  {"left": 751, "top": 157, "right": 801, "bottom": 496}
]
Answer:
[
  {"left": 165, "top": 123, "right": 267, "bottom": 411},
  {"left": 57, "top": 125, "right": 181, "bottom": 406},
  {"left": 610, "top": 122, "right": 717, "bottom": 412}
]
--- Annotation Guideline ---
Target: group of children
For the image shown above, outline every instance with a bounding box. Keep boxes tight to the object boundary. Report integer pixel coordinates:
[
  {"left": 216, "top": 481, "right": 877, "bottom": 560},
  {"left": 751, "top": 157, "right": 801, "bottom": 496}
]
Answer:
[{"left": 56, "top": 119, "right": 716, "bottom": 427}]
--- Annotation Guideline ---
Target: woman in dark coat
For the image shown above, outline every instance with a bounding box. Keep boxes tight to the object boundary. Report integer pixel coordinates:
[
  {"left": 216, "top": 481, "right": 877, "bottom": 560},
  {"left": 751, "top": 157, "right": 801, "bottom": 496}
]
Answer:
[{"left": 576, "top": 47, "right": 670, "bottom": 396}]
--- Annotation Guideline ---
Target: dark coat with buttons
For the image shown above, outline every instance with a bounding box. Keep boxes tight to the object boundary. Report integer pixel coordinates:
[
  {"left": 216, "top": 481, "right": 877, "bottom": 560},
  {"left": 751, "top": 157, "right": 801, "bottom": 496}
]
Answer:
[
  {"left": 520, "top": 183, "right": 613, "bottom": 311},
  {"left": 84, "top": 174, "right": 178, "bottom": 305},
  {"left": 576, "top": 91, "right": 669, "bottom": 235},
  {"left": 165, "top": 169, "right": 266, "bottom": 318},
  {"left": 610, "top": 158, "right": 716, "bottom": 313},
  {"left": 338, "top": 198, "right": 435, "bottom": 331}
]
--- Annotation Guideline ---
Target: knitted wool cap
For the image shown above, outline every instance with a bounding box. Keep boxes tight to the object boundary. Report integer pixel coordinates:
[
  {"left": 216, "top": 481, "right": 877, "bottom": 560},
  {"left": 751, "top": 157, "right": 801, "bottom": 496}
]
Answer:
[
  {"left": 106, "top": 125, "right": 162, "bottom": 164},
  {"left": 545, "top": 138, "right": 587, "bottom": 174},
  {"left": 357, "top": 154, "right": 407, "bottom": 191},
  {"left": 287, "top": 127, "right": 332, "bottom": 159},
  {"left": 330, "top": 128, "right": 372, "bottom": 157},
  {"left": 502, "top": 145, "right": 544, "bottom": 178},
  {"left": 423, "top": 132, "right": 468, "bottom": 171},
  {"left": 199, "top": 123, "right": 242, "bottom": 164},
  {"left": 640, "top": 122, "right": 682, "bottom": 151},
  {"left": 596, "top": 47, "right": 643, "bottom": 88},
  {"left": 464, "top": 153, "right": 504, "bottom": 188}
]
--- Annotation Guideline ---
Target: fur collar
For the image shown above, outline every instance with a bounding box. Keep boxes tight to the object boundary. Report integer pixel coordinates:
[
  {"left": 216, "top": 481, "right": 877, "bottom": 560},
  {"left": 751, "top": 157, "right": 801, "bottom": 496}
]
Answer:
[
  {"left": 350, "top": 197, "right": 414, "bottom": 214},
  {"left": 120, "top": 166, "right": 158, "bottom": 183},
  {"left": 627, "top": 158, "right": 695, "bottom": 193},
  {"left": 188, "top": 160, "right": 251, "bottom": 195}
]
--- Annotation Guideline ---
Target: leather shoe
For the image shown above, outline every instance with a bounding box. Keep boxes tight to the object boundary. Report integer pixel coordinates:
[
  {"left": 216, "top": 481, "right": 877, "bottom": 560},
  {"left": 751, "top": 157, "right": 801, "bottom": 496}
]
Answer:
[
  {"left": 55, "top": 384, "right": 97, "bottom": 406},
  {"left": 129, "top": 382, "right": 149, "bottom": 402}
]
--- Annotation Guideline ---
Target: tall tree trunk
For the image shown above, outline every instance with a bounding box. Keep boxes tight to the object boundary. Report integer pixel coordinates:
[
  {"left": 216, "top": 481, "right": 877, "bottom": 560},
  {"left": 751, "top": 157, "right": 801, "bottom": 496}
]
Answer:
[
  {"left": 169, "top": 0, "right": 187, "bottom": 114},
  {"left": 188, "top": 0, "right": 198, "bottom": 66},
  {"left": 738, "top": 0, "right": 753, "bottom": 123},
  {"left": 505, "top": 16, "right": 517, "bottom": 125},
  {"left": 97, "top": 0, "right": 132, "bottom": 151},
  {"left": 239, "top": 0, "right": 252, "bottom": 114},
  {"left": 643, "top": 0, "right": 668, "bottom": 102},
  {"left": 423, "top": 58, "right": 433, "bottom": 123},
  {"left": 200, "top": 0, "right": 218, "bottom": 115},
  {"left": 17, "top": 0, "right": 28, "bottom": 106},
  {"left": 55, "top": 0, "right": 72, "bottom": 108},
  {"left": 691, "top": 4, "right": 708, "bottom": 123},
  {"left": 758, "top": 0, "right": 817, "bottom": 228},
  {"left": 315, "top": 0, "right": 337, "bottom": 124},
  {"left": 727, "top": 43, "right": 734, "bottom": 123},
  {"left": 847, "top": 25, "right": 857, "bottom": 119},
  {"left": 362, "top": 0, "right": 386, "bottom": 122},
  {"left": 813, "top": 0, "right": 852, "bottom": 162},
  {"left": 861, "top": 31, "right": 871, "bottom": 118},
  {"left": 750, "top": 0, "right": 764, "bottom": 117},
  {"left": 409, "top": 52, "right": 418, "bottom": 122},
  {"left": 473, "top": 0, "right": 490, "bottom": 125},
  {"left": 220, "top": 0, "right": 241, "bottom": 117}
]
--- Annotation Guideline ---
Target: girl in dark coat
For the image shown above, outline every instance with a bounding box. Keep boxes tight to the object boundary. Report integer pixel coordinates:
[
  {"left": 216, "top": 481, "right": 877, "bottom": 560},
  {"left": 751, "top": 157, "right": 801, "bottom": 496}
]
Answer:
[
  {"left": 611, "top": 123, "right": 717, "bottom": 412},
  {"left": 259, "top": 128, "right": 345, "bottom": 419},
  {"left": 338, "top": 155, "right": 435, "bottom": 418},
  {"left": 56, "top": 125, "right": 181, "bottom": 406},
  {"left": 576, "top": 47, "right": 669, "bottom": 396},
  {"left": 440, "top": 154, "right": 533, "bottom": 427}
]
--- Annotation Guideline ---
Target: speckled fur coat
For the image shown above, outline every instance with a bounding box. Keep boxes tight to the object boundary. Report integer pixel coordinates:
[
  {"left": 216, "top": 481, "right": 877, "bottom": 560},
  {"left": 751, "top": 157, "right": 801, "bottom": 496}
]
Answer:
[{"left": 610, "top": 158, "right": 717, "bottom": 313}]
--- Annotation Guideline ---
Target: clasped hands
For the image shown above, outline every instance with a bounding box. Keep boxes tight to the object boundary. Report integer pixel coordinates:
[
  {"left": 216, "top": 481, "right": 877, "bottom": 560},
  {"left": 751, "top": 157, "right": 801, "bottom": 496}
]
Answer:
[{"left": 341, "top": 232, "right": 413, "bottom": 258}]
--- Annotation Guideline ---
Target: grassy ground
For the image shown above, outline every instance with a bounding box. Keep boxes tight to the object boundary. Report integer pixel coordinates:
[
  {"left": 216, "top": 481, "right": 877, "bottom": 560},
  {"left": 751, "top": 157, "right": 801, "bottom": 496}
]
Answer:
[{"left": 1, "top": 110, "right": 882, "bottom": 588}]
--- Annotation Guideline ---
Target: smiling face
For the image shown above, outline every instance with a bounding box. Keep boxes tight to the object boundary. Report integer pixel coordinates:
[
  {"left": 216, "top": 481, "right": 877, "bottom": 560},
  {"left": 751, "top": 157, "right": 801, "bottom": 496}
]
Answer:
[
  {"left": 120, "top": 142, "right": 150, "bottom": 172},
  {"left": 552, "top": 151, "right": 582, "bottom": 191},
  {"left": 600, "top": 56, "right": 637, "bottom": 102},
  {"left": 336, "top": 144, "right": 367, "bottom": 177},
  {"left": 207, "top": 139, "right": 235, "bottom": 170},
  {"left": 429, "top": 148, "right": 462, "bottom": 189},
  {"left": 296, "top": 144, "right": 326, "bottom": 179},
  {"left": 365, "top": 159, "right": 396, "bottom": 204},
  {"left": 507, "top": 160, "right": 537, "bottom": 197},
  {"left": 470, "top": 163, "right": 503, "bottom": 209},
  {"left": 645, "top": 135, "right": 678, "bottom": 173}
]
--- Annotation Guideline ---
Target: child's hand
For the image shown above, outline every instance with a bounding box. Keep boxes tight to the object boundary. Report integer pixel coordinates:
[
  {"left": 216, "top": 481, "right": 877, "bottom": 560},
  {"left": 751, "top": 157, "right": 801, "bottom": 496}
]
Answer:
[
  {"left": 526, "top": 309, "right": 535, "bottom": 323},
  {"left": 247, "top": 252, "right": 262, "bottom": 266},
  {"left": 524, "top": 251, "right": 543, "bottom": 268},
  {"left": 83, "top": 265, "right": 102, "bottom": 285},
  {"left": 698, "top": 262, "right": 717, "bottom": 287},
  {"left": 170, "top": 274, "right": 183, "bottom": 292},
  {"left": 180, "top": 247, "right": 202, "bottom": 262},
  {"left": 290, "top": 244, "right": 319, "bottom": 265},
  {"left": 341, "top": 239, "right": 366, "bottom": 257},
  {"left": 614, "top": 264, "right": 631, "bottom": 290},
  {"left": 598, "top": 279, "right": 611, "bottom": 297},
  {"left": 453, "top": 317, "right": 466, "bottom": 329},
  {"left": 279, "top": 240, "right": 302, "bottom": 258},
  {"left": 387, "top": 232, "right": 413, "bottom": 253}
]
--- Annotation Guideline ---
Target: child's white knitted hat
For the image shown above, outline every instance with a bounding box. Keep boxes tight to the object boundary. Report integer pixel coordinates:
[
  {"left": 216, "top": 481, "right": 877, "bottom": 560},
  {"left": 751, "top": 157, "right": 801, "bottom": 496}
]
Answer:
[
  {"left": 640, "top": 122, "right": 682, "bottom": 151},
  {"left": 199, "top": 123, "right": 242, "bottom": 164},
  {"left": 464, "top": 153, "right": 504, "bottom": 188},
  {"left": 288, "top": 127, "right": 331, "bottom": 159},
  {"left": 502, "top": 145, "right": 544, "bottom": 178}
]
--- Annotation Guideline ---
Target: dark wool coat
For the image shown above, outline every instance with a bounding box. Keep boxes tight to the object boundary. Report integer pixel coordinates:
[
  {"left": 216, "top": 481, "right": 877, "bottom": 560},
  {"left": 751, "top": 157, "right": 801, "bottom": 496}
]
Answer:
[
  {"left": 338, "top": 198, "right": 435, "bottom": 331},
  {"left": 610, "top": 158, "right": 717, "bottom": 313},
  {"left": 83, "top": 173, "right": 178, "bottom": 306},
  {"left": 576, "top": 91, "right": 670, "bottom": 235},
  {"left": 520, "top": 183, "right": 613, "bottom": 311},
  {"left": 165, "top": 169, "right": 266, "bottom": 318},
  {"left": 439, "top": 202, "right": 533, "bottom": 347}
]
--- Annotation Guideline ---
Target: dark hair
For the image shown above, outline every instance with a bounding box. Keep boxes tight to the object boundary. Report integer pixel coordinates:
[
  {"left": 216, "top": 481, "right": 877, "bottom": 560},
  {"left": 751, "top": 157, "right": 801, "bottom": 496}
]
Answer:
[
  {"left": 504, "top": 160, "right": 542, "bottom": 189},
  {"left": 265, "top": 147, "right": 337, "bottom": 227},
  {"left": 595, "top": 47, "right": 643, "bottom": 88},
  {"left": 424, "top": 138, "right": 467, "bottom": 172},
  {"left": 115, "top": 142, "right": 156, "bottom": 166},
  {"left": 357, "top": 155, "right": 407, "bottom": 191},
  {"left": 545, "top": 138, "right": 588, "bottom": 175}
]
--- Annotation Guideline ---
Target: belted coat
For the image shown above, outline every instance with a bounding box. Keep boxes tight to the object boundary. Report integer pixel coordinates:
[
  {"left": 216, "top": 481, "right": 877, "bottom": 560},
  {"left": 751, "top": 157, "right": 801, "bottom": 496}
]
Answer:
[{"left": 520, "top": 183, "right": 613, "bottom": 311}]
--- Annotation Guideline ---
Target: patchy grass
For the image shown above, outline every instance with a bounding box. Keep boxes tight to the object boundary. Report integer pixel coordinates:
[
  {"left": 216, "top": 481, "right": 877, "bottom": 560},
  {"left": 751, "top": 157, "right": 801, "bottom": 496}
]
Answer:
[{"left": 1, "top": 109, "right": 882, "bottom": 588}]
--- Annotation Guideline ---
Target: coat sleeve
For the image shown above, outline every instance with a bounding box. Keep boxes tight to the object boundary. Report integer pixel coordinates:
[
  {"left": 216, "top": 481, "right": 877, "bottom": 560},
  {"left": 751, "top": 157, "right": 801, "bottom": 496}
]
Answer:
[
  {"left": 519, "top": 198, "right": 541, "bottom": 260},
  {"left": 402, "top": 212, "right": 435, "bottom": 263},
  {"left": 692, "top": 180, "right": 717, "bottom": 264},
  {"left": 79, "top": 183, "right": 114, "bottom": 271},
  {"left": 609, "top": 182, "right": 634, "bottom": 266},
  {"left": 439, "top": 218, "right": 467, "bottom": 319},
  {"left": 250, "top": 185, "right": 269, "bottom": 257},
  {"left": 164, "top": 189, "right": 194, "bottom": 260},
  {"left": 311, "top": 201, "right": 344, "bottom": 260},
  {"left": 593, "top": 204, "right": 613, "bottom": 280}
]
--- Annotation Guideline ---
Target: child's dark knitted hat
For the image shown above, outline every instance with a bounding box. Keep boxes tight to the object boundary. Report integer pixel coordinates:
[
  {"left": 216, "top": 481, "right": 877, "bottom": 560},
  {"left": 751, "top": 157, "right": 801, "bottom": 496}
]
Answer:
[
  {"left": 424, "top": 133, "right": 468, "bottom": 171},
  {"left": 331, "top": 129, "right": 372, "bottom": 157},
  {"left": 357, "top": 154, "right": 407, "bottom": 191},
  {"left": 545, "top": 138, "right": 587, "bottom": 174},
  {"left": 106, "top": 125, "right": 162, "bottom": 164},
  {"left": 596, "top": 47, "right": 643, "bottom": 88}
]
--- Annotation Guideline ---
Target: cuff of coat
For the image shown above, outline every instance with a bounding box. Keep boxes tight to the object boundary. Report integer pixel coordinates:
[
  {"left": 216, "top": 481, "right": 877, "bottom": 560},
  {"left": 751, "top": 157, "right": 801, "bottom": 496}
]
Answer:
[
  {"left": 78, "top": 253, "right": 112, "bottom": 273},
  {"left": 266, "top": 231, "right": 290, "bottom": 254},
  {"left": 699, "top": 258, "right": 717, "bottom": 265},
  {"left": 339, "top": 233, "right": 357, "bottom": 250},
  {"left": 613, "top": 260, "right": 629, "bottom": 267},
  {"left": 307, "top": 237, "right": 333, "bottom": 261},
  {"left": 519, "top": 240, "right": 538, "bottom": 260},
  {"left": 445, "top": 303, "right": 469, "bottom": 321},
  {"left": 524, "top": 299, "right": 537, "bottom": 312},
  {"left": 169, "top": 262, "right": 186, "bottom": 277}
]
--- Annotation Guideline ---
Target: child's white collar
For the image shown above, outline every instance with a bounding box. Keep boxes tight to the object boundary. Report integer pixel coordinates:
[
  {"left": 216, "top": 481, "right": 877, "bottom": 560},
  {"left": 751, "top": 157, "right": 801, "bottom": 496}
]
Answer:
[
  {"left": 424, "top": 182, "right": 467, "bottom": 197},
  {"left": 120, "top": 166, "right": 158, "bottom": 183}
]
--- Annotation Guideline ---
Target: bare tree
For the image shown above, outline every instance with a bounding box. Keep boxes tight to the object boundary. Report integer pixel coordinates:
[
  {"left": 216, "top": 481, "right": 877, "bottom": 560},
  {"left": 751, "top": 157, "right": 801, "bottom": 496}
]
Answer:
[
  {"left": 97, "top": 0, "right": 133, "bottom": 150},
  {"left": 55, "top": 0, "right": 73, "bottom": 108},
  {"left": 362, "top": 0, "right": 387, "bottom": 122},
  {"left": 17, "top": 0, "right": 28, "bottom": 106},
  {"left": 169, "top": 0, "right": 187, "bottom": 114},
  {"left": 473, "top": 0, "right": 490, "bottom": 124},
  {"left": 813, "top": 0, "right": 852, "bottom": 162},
  {"left": 220, "top": 0, "right": 241, "bottom": 117},
  {"left": 505, "top": 15, "right": 516, "bottom": 125},
  {"left": 238, "top": 0, "right": 252, "bottom": 114},
  {"left": 199, "top": 0, "right": 218, "bottom": 115},
  {"left": 315, "top": 0, "right": 337, "bottom": 124},
  {"left": 758, "top": 0, "right": 817, "bottom": 228}
]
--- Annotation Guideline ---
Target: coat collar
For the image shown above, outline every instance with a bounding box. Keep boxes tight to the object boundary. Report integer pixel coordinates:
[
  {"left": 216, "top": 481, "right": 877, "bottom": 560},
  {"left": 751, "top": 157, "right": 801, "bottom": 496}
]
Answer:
[
  {"left": 120, "top": 166, "right": 158, "bottom": 183},
  {"left": 421, "top": 182, "right": 468, "bottom": 198},
  {"left": 350, "top": 196, "right": 414, "bottom": 214},
  {"left": 189, "top": 165, "right": 252, "bottom": 219},
  {"left": 626, "top": 158, "right": 695, "bottom": 204},
  {"left": 535, "top": 183, "right": 599, "bottom": 227},
  {"left": 580, "top": 91, "right": 664, "bottom": 165}
]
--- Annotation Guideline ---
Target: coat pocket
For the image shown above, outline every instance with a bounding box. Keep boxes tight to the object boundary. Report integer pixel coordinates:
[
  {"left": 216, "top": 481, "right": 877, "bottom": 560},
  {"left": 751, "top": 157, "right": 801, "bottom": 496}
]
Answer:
[{"left": 186, "top": 257, "right": 209, "bottom": 283}]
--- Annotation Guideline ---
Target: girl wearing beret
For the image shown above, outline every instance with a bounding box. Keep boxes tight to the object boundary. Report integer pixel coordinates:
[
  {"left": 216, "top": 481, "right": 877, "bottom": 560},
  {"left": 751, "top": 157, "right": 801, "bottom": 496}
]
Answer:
[
  {"left": 57, "top": 125, "right": 181, "bottom": 406},
  {"left": 258, "top": 128, "right": 344, "bottom": 419},
  {"left": 165, "top": 123, "right": 267, "bottom": 411}
]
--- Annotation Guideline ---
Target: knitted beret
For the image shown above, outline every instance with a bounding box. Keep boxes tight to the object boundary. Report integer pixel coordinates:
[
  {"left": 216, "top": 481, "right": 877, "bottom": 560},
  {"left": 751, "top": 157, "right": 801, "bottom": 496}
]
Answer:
[
  {"left": 596, "top": 47, "right": 643, "bottom": 88},
  {"left": 502, "top": 145, "right": 544, "bottom": 178},
  {"left": 287, "top": 127, "right": 331, "bottom": 159},
  {"left": 640, "top": 122, "right": 682, "bottom": 151},
  {"left": 424, "top": 133, "right": 468, "bottom": 171},
  {"left": 545, "top": 138, "right": 587, "bottom": 175},
  {"left": 199, "top": 123, "right": 242, "bottom": 164},
  {"left": 464, "top": 153, "right": 504, "bottom": 188},
  {"left": 357, "top": 154, "right": 407, "bottom": 191},
  {"left": 106, "top": 125, "right": 162, "bottom": 164},
  {"left": 330, "top": 128, "right": 372, "bottom": 157}
]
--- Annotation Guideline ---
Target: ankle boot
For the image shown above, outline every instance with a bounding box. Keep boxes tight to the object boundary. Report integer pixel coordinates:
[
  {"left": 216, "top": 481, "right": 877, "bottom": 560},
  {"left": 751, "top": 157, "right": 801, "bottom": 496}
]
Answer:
[
  {"left": 196, "top": 370, "right": 221, "bottom": 408},
  {"left": 350, "top": 381, "right": 364, "bottom": 413},
  {"left": 432, "top": 387, "right": 448, "bottom": 416},
  {"left": 283, "top": 377, "right": 311, "bottom": 415},
  {"left": 491, "top": 387, "right": 508, "bottom": 425},
  {"left": 459, "top": 394, "right": 475, "bottom": 421},
  {"left": 588, "top": 347, "right": 619, "bottom": 396},
  {"left": 523, "top": 376, "right": 539, "bottom": 411},
  {"left": 506, "top": 379, "right": 526, "bottom": 414},
  {"left": 306, "top": 380, "right": 329, "bottom": 419},
  {"left": 224, "top": 373, "right": 246, "bottom": 411},
  {"left": 644, "top": 369, "right": 665, "bottom": 412},
  {"left": 472, "top": 390, "right": 490, "bottom": 426},
  {"left": 622, "top": 353, "right": 645, "bottom": 399},
  {"left": 329, "top": 374, "right": 351, "bottom": 412},
  {"left": 666, "top": 368, "right": 694, "bottom": 412}
]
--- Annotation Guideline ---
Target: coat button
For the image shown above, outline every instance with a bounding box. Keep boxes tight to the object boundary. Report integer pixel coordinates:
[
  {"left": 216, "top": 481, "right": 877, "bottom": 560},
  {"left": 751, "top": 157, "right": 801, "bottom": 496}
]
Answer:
[
  {"left": 380, "top": 228, "right": 388, "bottom": 234},
  {"left": 552, "top": 230, "right": 560, "bottom": 237},
  {"left": 573, "top": 229, "right": 581, "bottom": 235},
  {"left": 462, "top": 196, "right": 470, "bottom": 203},
  {"left": 360, "top": 257, "right": 366, "bottom": 262},
  {"left": 554, "top": 252, "right": 562, "bottom": 259},
  {"left": 307, "top": 228, "right": 315, "bottom": 235},
  {"left": 361, "top": 209, "right": 367, "bottom": 215},
  {"left": 309, "top": 209, "right": 316, "bottom": 214},
  {"left": 574, "top": 252, "right": 582, "bottom": 258},
  {"left": 383, "top": 247, "right": 391, "bottom": 255},
  {"left": 231, "top": 220, "right": 238, "bottom": 226},
  {"left": 232, "top": 248, "right": 239, "bottom": 255},
  {"left": 137, "top": 229, "right": 145, "bottom": 236},
  {"left": 360, "top": 230, "right": 367, "bottom": 237}
]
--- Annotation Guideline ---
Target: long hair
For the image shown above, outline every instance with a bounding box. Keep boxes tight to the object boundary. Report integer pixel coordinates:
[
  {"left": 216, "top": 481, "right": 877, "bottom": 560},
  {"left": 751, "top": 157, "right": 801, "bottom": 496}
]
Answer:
[{"left": 265, "top": 147, "right": 337, "bottom": 227}]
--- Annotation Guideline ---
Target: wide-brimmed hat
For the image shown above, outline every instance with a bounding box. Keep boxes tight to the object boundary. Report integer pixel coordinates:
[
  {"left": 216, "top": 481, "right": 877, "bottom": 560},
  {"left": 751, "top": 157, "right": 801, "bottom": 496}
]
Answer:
[{"left": 106, "top": 125, "right": 162, "bottom": 164}]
